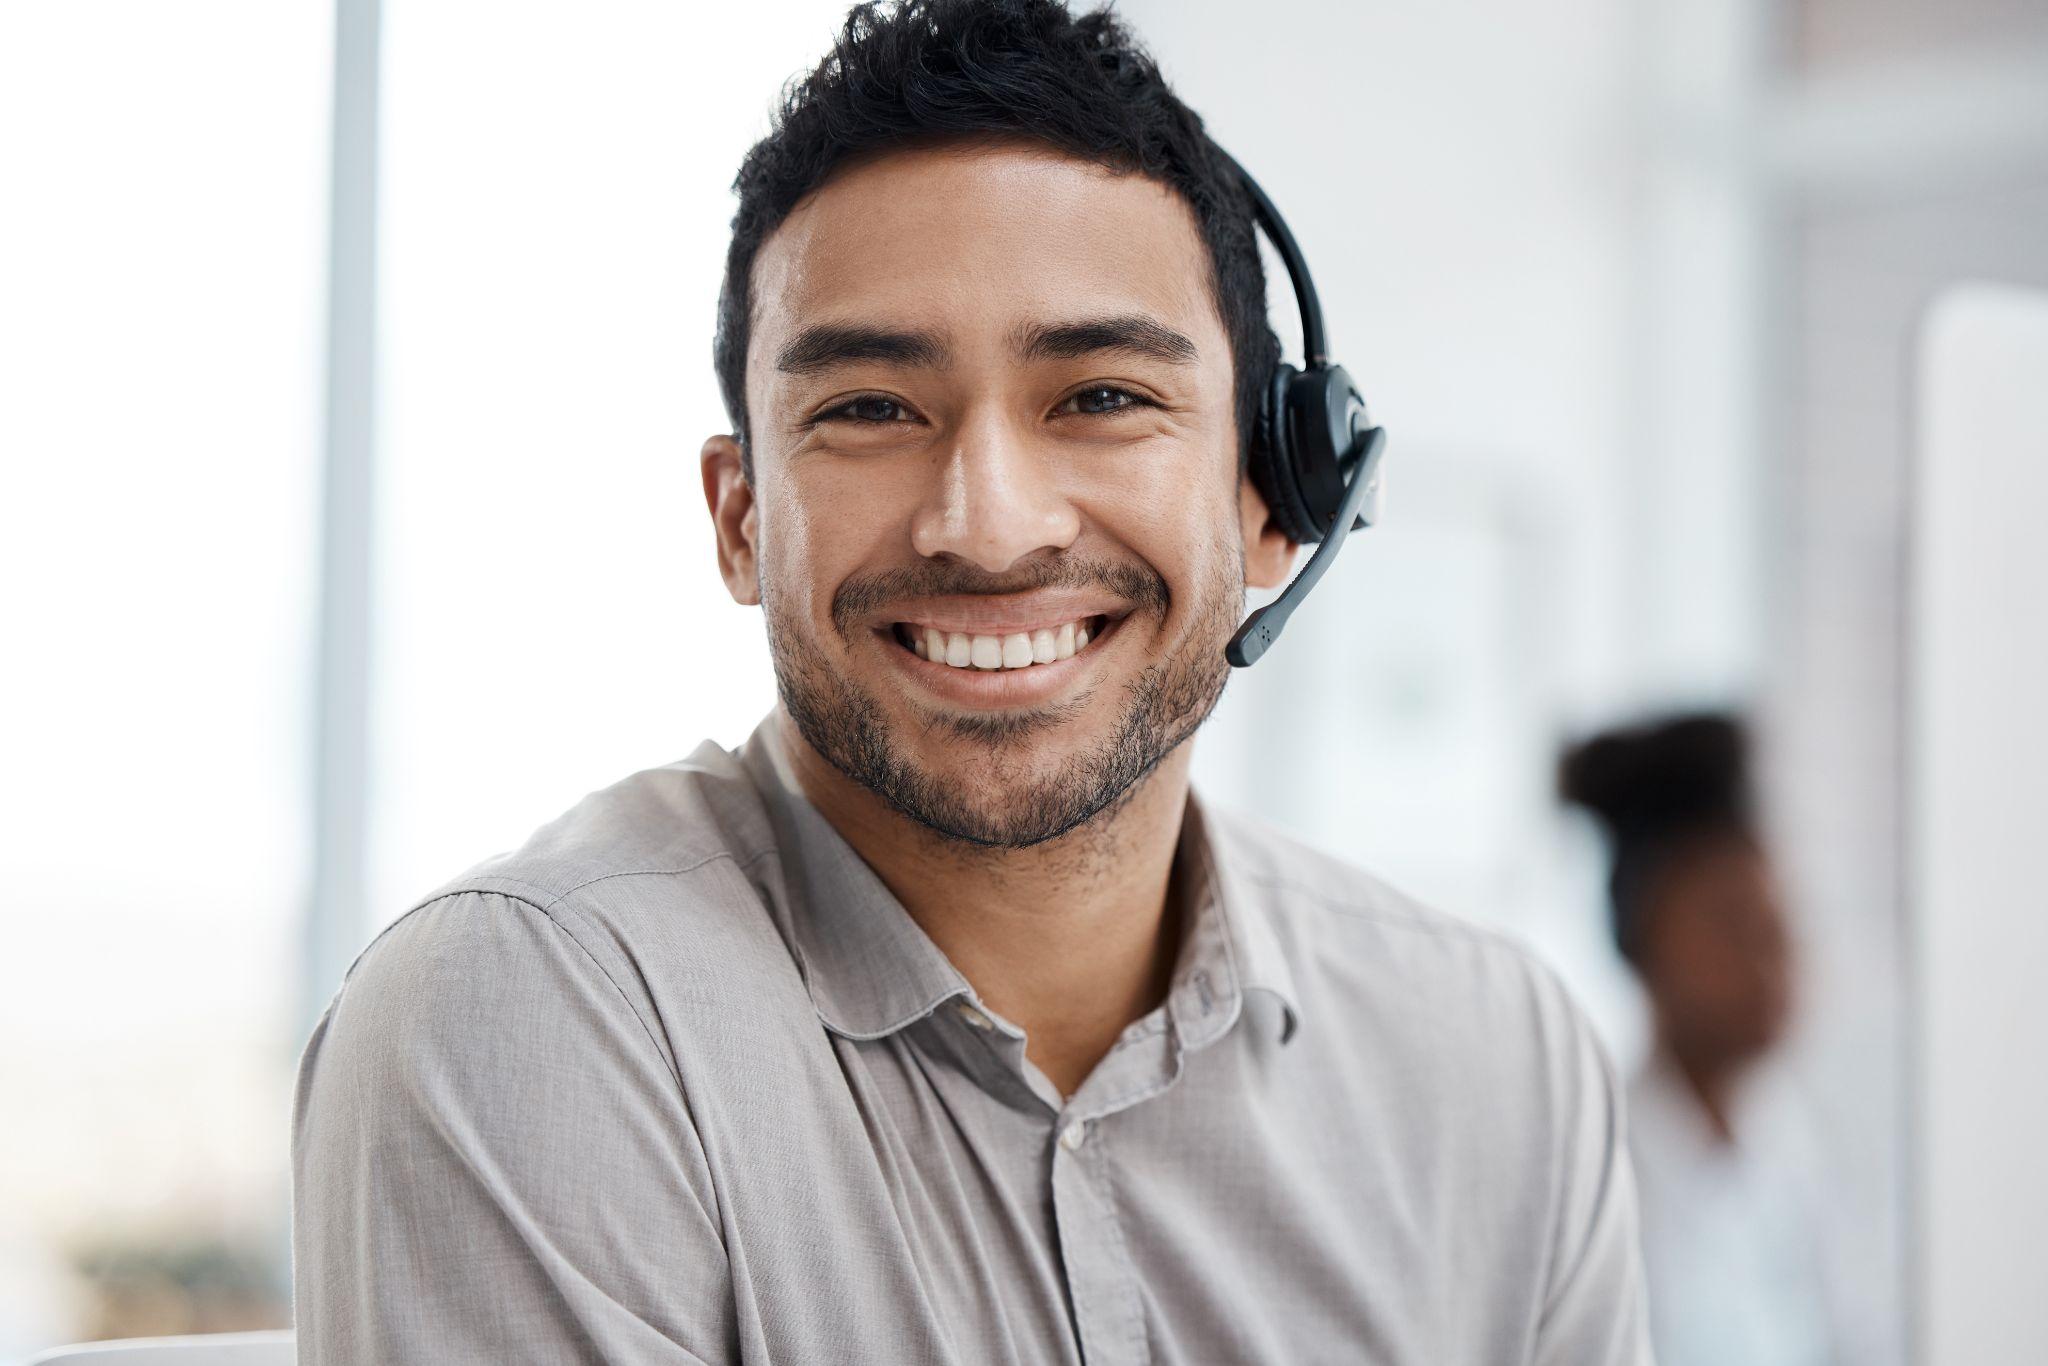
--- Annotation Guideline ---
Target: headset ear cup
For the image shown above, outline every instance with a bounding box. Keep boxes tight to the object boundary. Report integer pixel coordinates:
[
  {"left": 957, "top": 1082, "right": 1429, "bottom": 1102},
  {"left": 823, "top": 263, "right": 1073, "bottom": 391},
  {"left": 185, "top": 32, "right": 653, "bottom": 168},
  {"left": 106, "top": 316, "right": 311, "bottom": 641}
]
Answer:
[
  {"left": 1255, "top": 363, "right": 1322, "bottom": 545},
  {"left": 1283, "top": 362, "right": 1371, "bottom": 541}
]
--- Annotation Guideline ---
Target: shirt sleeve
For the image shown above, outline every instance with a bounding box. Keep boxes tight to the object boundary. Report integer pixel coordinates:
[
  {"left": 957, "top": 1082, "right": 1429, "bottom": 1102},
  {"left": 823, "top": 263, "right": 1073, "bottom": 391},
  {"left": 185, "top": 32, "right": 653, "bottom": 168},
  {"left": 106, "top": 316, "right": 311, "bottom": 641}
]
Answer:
[
  {"left": 1529, "top": 960, "right": 1657, "bottom": 1366},
  {"left": 291, "top": 889, "right": 735, "bottom": 1365}
]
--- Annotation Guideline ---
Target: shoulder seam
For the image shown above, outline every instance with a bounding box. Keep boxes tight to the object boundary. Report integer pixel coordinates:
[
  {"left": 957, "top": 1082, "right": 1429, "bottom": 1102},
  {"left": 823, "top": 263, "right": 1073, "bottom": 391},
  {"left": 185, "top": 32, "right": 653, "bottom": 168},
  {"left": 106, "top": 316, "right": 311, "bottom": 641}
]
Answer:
[
  {"left": 370, "top": 887, "right": 685, "bottom": 1088},
  {"left": 541, "top": 845, "right": 781, "bottom": 911},
  {"left": 409, "top": 846, "right": 781, "bottom": 918}
]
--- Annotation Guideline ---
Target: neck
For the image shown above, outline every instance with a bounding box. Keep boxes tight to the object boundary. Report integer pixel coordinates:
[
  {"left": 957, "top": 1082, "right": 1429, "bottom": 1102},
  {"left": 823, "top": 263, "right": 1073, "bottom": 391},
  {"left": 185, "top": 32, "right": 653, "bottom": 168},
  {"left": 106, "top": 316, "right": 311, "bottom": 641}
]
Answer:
[
  {"left": 1658, "top": 1032, "right": 1748, "bottom": 1144},
  {"left": 774, "top": 706, "right": 1193, "bottom": 1099}
]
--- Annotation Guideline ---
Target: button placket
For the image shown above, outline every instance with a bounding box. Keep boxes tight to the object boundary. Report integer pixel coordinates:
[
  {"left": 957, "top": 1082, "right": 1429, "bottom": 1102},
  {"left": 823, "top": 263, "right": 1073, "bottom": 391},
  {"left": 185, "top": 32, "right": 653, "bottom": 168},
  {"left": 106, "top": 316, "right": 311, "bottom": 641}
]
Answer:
[{"left": 1049, "top": 1107, "right": 1147, "bottom": 1365}]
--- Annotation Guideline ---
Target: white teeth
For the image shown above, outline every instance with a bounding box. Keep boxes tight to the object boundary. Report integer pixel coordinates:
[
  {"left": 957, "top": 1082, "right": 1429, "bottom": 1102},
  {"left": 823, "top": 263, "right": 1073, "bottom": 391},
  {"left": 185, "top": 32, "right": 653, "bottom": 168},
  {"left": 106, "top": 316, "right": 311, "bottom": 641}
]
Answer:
[{"left": 912, "top": 618, "right": 1103, "bottom": 670}]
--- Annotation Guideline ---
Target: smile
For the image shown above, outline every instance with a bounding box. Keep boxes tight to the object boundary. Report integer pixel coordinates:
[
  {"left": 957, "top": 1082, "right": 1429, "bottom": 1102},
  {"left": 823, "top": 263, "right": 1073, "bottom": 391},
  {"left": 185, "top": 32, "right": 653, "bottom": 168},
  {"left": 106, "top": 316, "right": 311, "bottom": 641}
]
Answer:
[{"left": 890, "top": 614, "right": 1112, "bottom": 671}]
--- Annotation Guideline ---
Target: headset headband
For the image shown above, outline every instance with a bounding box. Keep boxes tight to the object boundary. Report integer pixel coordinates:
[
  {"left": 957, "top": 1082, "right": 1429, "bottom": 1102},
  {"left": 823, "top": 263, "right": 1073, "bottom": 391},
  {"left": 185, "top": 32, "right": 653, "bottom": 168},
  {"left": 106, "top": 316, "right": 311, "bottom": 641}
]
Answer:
[{"left": 1212, "top": 143, "right": 1389, "bottom": 667}]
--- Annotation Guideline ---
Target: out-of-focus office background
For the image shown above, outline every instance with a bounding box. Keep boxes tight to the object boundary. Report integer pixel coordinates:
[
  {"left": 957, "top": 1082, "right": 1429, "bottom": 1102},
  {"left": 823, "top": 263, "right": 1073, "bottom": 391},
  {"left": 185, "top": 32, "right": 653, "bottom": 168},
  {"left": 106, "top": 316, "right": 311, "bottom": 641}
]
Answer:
[{"left": 2, "top": 0, "right": 2044, "bottom": 1360}]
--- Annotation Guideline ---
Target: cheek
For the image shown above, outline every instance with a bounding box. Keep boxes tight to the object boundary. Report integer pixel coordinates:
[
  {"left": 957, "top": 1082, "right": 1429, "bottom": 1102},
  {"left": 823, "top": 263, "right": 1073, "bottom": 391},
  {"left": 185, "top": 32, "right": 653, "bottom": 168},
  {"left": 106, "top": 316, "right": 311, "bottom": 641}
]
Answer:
[
  {"left": 755, "top": 465, "right": 832, "bottom": 615},
  {"left": 759, "top": 460, "right": 912, "bottom": 624},
  {"left": 1080, "top": 454, "right": 1238, "bottom": 589},
  {"left": 1658, "top": 919, "right": 1772, "bottom": 1022}
]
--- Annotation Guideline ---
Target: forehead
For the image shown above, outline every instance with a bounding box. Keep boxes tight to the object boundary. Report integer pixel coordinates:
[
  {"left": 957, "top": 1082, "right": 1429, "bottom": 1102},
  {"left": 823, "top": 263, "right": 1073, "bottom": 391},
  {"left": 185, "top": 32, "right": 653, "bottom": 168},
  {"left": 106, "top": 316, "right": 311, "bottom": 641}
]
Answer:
[{"left": 746, "top": 139, "right": 1226, "bottom": 385}]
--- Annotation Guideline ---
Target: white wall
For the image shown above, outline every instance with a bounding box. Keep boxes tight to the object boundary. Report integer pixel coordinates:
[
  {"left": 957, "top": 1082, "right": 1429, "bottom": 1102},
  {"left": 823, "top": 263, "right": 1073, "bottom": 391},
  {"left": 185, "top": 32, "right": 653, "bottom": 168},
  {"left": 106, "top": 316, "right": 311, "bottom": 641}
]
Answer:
[
  {"left": 0, "top": 3, "right": 331, "bottom": 1353},
  {"left": 1910, "top": 282, "right": 2048, "bottom": 1366}
]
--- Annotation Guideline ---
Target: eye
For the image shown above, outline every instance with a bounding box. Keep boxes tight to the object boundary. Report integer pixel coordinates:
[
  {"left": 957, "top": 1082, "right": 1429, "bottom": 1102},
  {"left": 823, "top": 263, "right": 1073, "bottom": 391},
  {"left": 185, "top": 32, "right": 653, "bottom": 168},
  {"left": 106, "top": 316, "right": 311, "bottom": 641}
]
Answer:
[
  {"left": 1058, "top": 386, "right": 1151, "bottom": 417},
  {"left": 818, "top": 394, "right": 914, "bottom": 425}
]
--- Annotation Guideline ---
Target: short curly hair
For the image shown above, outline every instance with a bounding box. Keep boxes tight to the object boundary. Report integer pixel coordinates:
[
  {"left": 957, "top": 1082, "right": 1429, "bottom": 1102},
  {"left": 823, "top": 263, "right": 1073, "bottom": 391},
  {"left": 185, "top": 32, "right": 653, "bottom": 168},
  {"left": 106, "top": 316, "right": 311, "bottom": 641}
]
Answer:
[{"left": 713, "top": 0, "right": 1279, "bottom": 483}]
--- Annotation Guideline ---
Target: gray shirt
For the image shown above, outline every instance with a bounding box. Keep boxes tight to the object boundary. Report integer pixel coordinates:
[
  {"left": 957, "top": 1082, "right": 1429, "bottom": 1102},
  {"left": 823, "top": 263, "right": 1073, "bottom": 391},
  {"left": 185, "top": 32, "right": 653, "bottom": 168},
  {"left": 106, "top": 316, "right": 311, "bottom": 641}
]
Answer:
[{"left": 291, "top": 713, "right": 1652, "bottom": 1364}]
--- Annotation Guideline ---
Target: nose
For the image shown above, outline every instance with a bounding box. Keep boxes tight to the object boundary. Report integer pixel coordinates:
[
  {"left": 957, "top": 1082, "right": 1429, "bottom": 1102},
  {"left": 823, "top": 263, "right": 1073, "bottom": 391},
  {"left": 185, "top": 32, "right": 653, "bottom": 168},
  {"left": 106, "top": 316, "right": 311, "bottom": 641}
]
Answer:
[{"left": 909, "top": 416, "right": 1080, "bottom": 572}]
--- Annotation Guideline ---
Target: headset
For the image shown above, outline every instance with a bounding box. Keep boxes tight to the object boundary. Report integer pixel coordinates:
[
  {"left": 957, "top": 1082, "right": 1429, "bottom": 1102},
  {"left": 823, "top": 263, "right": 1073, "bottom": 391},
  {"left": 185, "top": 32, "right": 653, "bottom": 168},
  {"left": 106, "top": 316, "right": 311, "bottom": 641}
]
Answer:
[{"left": 1217, "top": 147, "right": 1388, "bottom": 668}]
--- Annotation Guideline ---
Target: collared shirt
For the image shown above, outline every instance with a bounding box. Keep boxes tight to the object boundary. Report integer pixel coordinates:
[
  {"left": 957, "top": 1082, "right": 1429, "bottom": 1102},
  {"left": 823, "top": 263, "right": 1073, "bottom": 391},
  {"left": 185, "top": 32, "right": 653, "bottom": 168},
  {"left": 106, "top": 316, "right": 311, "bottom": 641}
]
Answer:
[{"left": 291, "top": 712, "right": 1652, "bottom": 1365}]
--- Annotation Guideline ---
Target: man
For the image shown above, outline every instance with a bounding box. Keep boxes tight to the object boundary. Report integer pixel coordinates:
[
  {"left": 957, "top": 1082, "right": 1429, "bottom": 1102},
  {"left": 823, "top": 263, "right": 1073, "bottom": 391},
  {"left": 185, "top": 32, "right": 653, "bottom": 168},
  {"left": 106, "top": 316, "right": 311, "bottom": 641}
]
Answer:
[{"left": 291, "top": 2, "right": 1652, "bottom": 1362}]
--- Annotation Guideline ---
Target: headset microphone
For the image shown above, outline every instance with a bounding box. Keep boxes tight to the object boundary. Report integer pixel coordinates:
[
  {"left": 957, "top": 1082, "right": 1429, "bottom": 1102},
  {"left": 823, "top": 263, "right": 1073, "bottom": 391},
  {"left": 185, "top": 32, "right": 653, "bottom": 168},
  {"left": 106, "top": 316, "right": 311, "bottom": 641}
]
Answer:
[
  {"left": 1216, "top": 148, "right": 1389, "bottom": 668},
  {"left": 1226, "top": 425, "right": 1385, "bottom": 666}
]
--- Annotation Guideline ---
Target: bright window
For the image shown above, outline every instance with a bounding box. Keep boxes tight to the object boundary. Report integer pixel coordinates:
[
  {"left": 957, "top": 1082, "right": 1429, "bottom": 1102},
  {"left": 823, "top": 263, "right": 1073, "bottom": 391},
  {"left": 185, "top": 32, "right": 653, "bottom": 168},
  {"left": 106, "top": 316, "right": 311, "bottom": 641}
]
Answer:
[{"left": 0, "top": 2, "right": 329, "bottom": 1352}]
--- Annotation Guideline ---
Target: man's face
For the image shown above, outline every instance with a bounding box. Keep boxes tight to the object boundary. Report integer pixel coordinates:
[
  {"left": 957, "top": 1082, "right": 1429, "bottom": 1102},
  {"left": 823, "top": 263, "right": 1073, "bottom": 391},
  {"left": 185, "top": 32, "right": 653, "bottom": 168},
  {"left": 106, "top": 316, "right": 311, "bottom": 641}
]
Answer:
[{"left": 704, "top": 139, "right": 1293, "bottom": 848}]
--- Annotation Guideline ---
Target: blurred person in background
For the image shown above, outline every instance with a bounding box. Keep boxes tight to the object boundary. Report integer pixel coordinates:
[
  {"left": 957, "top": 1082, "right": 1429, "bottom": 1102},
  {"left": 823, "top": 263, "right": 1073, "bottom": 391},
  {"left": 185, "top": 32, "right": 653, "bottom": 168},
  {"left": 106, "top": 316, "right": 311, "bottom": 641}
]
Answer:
[{"left": 1562, "top": 712, "right": 1843, "bottom": 1366}]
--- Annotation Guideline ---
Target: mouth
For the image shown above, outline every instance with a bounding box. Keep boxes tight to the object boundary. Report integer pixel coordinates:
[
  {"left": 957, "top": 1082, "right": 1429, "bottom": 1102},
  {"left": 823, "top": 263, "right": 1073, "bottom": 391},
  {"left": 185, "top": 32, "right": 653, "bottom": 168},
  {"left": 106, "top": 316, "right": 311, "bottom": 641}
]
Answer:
[
  {"left": 886, "top": 612, "right": 1117, "bottom": 671},
  {"left": 870, "top": 604, "right": 1131, "bottom": 710}
]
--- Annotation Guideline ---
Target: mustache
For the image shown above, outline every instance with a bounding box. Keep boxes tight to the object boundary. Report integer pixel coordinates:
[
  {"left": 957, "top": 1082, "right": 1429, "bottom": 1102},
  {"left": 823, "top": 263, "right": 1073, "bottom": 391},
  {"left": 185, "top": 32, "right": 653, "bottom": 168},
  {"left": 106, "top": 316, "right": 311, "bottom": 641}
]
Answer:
[{"left": 831, "top": 555, "right": 1170, "bottom": 636}]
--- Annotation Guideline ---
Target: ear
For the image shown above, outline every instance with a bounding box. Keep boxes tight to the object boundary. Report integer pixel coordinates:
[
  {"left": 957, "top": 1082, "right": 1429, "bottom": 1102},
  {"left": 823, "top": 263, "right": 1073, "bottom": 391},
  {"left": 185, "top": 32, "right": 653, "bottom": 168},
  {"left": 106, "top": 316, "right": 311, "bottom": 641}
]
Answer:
[
  {"left": 1238, "top": 471, "right": 1300, "bottom": 590},
  {"left": 701, "top": 433, "right": 761, "bottom": 606}
]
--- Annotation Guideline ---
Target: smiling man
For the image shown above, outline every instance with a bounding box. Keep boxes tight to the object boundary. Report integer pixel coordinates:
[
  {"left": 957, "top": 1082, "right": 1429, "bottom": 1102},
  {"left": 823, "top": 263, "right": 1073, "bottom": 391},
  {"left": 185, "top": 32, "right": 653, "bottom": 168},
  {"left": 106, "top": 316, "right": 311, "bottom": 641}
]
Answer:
[{"left": 291, "top": 2, "right": 1651, "bottom": 1363}]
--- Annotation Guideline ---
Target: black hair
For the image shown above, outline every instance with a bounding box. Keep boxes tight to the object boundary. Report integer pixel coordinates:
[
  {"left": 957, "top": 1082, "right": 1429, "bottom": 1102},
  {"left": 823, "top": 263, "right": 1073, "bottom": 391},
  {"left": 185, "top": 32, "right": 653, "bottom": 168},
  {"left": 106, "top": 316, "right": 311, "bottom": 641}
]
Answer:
[
  {"left": 1558, "top": 711, "right": 1757, "bottom": 966},
  {"left": 713, "top": 0, "right": 1280, "bottom": 486}
]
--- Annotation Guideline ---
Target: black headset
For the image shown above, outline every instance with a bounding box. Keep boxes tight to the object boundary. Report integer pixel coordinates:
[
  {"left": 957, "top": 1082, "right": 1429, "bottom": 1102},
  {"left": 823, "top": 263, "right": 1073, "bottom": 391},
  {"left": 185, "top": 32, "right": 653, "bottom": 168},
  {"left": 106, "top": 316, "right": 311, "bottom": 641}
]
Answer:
[{"left": 1218, "top": 147, "right": 1388, "bottom": 668}]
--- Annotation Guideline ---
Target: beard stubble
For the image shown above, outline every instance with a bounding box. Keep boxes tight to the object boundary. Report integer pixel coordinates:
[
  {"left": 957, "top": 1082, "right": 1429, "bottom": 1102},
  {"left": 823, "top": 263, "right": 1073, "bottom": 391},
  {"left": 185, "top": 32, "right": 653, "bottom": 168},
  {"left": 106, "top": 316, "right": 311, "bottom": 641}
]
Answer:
[{"left": 764, "top": 532, "right": 1244, "bottom": 850}]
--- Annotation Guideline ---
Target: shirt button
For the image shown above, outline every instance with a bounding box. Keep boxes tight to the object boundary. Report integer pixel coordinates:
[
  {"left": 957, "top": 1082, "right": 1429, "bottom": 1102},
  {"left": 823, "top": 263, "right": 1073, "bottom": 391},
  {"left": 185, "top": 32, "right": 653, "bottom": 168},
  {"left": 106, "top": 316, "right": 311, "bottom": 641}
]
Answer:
[
  {"left": 955, "top": 1001, "right": 993, "bottom": 1031},
  {"left": 1059, "top": 1119, "right": 1089, "bottom": 1152}
]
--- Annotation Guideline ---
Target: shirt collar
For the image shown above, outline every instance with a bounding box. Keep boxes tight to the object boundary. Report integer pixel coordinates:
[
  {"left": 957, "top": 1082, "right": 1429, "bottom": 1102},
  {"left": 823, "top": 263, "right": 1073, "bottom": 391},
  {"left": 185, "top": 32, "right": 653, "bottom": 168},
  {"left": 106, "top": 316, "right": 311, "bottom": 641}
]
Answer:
[
  {"left": 1177, "top": 788, "right": 1302, "bottom": 1047},
  {"left": 738, "top": 712, "right": 1300, "bottom": 1049},
  {"left": 741, "top": 715, "right": 975, "bottom": 1040}
]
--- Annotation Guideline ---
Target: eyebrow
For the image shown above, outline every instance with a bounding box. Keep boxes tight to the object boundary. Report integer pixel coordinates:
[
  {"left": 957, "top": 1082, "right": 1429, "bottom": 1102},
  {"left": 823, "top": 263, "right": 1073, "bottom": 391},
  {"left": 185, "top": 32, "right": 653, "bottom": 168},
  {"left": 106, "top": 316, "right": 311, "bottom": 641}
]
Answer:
[
  {"left": 775, "top": 323, "right": 949, "bottom": 376},
  {"left": 1014, "top": 315, "right": 1200, "bottom": 367},
  {"left": 773, "top": 313, "right": 1199, "bottom": 377}
]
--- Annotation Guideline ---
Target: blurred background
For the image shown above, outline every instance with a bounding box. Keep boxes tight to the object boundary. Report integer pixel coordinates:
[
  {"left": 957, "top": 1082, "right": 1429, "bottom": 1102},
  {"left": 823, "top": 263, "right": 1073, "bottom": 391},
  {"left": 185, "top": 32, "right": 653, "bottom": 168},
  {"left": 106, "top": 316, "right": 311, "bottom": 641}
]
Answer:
[{"left": 3, "top": 0, "right": 2045, "bottom": 1361}]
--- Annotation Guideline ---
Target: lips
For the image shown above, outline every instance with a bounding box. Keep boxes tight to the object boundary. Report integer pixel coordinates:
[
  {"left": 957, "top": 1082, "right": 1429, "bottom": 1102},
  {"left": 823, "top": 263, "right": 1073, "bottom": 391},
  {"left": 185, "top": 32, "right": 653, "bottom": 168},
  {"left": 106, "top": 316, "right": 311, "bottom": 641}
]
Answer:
[{"left": 892, "top": 614, "right": 1108, "bottom": 671}]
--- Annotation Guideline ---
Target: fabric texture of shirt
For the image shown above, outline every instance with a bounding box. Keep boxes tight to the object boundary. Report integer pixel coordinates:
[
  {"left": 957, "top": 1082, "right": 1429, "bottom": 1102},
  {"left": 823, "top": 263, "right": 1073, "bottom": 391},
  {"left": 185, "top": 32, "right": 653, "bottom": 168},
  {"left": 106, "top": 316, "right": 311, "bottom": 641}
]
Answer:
[{"left": 291, "top": 712, "right": 1653, "bottom": 1365}]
